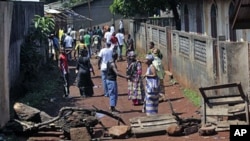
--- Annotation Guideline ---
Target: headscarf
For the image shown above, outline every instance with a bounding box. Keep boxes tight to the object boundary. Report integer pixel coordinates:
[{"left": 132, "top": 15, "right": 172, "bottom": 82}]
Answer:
[{"left": 146, "top": 54, "right": 154, "bottom": 61}]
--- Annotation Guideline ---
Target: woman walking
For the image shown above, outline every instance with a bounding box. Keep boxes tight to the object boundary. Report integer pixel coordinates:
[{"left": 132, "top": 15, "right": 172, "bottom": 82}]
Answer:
[
  {"left": 75, "top": 49, "right": 95, "bottom": 98},
  {"left": 126, "top": 51, "right": 145, "bottom": 105},
  {"left": 143, "top": 54, "right": 160, "bottom": 116}
]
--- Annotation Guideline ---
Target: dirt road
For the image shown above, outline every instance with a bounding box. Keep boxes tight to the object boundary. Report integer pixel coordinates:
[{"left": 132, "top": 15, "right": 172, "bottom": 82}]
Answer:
[
  {"left": 57, "top": 57, "right": 229, "bottom": 141},
  {"left": 25, "top": 56, "right": 229, "bottom": 141}
]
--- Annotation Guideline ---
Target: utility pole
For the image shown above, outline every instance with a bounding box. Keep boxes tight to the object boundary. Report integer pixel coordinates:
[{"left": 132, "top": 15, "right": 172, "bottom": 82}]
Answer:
[{"left": 87, "top": 0, "right": 92, "bottom": 28}]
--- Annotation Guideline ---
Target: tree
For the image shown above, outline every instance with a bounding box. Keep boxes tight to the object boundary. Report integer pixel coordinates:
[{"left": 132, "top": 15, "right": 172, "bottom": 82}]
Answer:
[
  {"left": 109, "top": 0, "right": 181, "bottom": 30},
  {"left": 20, "top": 15, "right": 55, "bottom": 81}
]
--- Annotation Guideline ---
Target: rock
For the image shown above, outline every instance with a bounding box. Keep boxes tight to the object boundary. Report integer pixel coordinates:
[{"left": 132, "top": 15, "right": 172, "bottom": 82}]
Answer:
[
  {"left": 40, "top": 111, "right": 53, "bottom": 122},
  {"left": 166, "top": 124, "right": 183, "bottom": 136},
  {"left": 199, "top": 125, "right": 216, "bottom": 136},
  {"left": 70, "top": 127, "right": 91, "bottom": 141},
  {"left": 13, "top": 102, "right": 41, "bottom": 122},
  {"left": 108, "top": 125, "right": 131, "bottom": 138},
  {"left": 13, "top": 102, "right": 52, "bottom": 123}
]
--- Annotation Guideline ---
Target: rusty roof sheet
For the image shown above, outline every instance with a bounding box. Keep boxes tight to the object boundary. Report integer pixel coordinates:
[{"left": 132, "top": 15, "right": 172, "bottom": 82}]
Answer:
[{"left": 232, "top": 0, "right": 250, "bottom": 29}]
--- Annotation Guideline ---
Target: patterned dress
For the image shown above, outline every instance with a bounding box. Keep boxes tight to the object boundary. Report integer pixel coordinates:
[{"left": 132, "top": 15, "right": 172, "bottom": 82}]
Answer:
[
  {"left": 127, "top": 61, "right": 145, "bottom": 105},
  {"left": 144, "top": 64, "right": 160, "bottom": 116}
]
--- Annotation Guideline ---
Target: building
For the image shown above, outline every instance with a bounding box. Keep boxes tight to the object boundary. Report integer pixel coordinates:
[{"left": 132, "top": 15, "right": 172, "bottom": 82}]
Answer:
[{"left": 179, "top": 0, "right": 250, "bottom": 42}]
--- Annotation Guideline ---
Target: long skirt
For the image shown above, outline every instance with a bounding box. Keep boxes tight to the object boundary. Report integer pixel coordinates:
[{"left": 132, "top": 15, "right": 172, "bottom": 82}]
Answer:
[
  {"left": 76, "top": 71, "right": 94, "bottom": 97},
  {"left": 145, "top": 92, "right": 159, "bottom": 116},
  {"left": 128, "top": 79, "right": 145, "bottom": 105}
]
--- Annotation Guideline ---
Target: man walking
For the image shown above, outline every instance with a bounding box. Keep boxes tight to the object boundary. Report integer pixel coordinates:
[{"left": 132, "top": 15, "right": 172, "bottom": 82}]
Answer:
[
  {"left": 116, "top": 29, "right": 126, "bottom": 61},
  {"left": 98, "top": 43, "right": 113, "bottom": 97},
  {"left": 119, "top": 19, "right": 124, "bottom": 34},
  {"left": 83, "top": 31, "right": 92, "bottom": 58},
  {"left": 64, "top": 33, "right": 73, "bottom": 60},
  {"left": 106, "top": 52, "right": 129, "bottom": 113}
]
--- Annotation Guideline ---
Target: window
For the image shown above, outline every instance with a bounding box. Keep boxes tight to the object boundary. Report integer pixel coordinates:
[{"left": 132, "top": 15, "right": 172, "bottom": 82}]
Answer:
[
  {"left": 211, "top": 4, "right": 217, "bottom": 38},
  {"left": 184, "top": 4, "right": 189, "bottom": 32},
  {"left": 196, "top": 1, "right": 202, "bottom": 33},
  {"left": 229, "top": 2, "right": 236, "bottom": 41}
]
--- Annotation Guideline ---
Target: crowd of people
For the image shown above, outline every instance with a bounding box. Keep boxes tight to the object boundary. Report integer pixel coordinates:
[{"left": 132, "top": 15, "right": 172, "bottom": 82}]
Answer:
[{"left": 51, "top": 20, "right": 166, "bottom": 115}]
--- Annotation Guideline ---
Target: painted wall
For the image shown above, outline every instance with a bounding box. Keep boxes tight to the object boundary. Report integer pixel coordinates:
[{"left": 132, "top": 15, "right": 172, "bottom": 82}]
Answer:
[
  {"left": 0, "top": 1, "right": 44, "bottom": 128},
  {"left": 9, "top": 1, "right": 44, "bottom": 92},
  {"left": 0, "top": 1, "right": 13, "bottom": 128}
]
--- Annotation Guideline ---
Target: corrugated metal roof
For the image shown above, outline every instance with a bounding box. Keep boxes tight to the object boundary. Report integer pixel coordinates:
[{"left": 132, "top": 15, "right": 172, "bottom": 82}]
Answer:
[
  {"left": 232, "top": 0, "right": 250, "bottom": 29},
  {"left": 44, "top": 1, "right": 92, "bottom": 21}
]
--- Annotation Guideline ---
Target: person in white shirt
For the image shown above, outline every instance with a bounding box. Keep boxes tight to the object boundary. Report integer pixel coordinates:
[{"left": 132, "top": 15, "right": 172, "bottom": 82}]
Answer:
[
  {"left": 78, "top": 26, "right": 85, "bottom": 41},
  {"left": 70, "top": 27, "right": 77, "bottom": 49},
  {"left": 104, "top": 27, "right": 112, "bottom": 46},
  {"left": 115, "top": 29, "right": 126, "bottom": 61},
  {"left": 67, "top": 25, "right": 72, "bottom": 34},
  {"left": 98, "top": 43, "right": 113, "bottom": 97},
  {"left": 110, "top": 24, "right": 115, "bottom": 34},
  {"left": 64, "top": 33, "right": 73, "bottom": 60},
  {"left": 119, "top": 19, "right": 124, "bottom": 34}
]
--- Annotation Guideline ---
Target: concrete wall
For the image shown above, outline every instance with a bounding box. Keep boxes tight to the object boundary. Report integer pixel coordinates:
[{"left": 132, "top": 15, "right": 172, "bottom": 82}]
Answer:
[
  {"left": 131, "top": 20, "right": 250, "bottom": 95},
  {"left": 218, "top": 42, "right": 249, "bottom": 95},
  {"left": 0, "top": 1, "right": 13, "bottom": 128},
  {"left": 171, "top": 31, "right": 216, "bottom": 90}
]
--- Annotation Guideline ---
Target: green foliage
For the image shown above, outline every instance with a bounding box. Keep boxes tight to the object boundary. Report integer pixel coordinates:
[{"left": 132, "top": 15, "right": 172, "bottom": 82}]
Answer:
[
  {"left": 19, "top": 66, "right": 61, "bottom": 108},
  {"left": 20, "top": 15, "right": 55, "bottom": 81},
  {"left": 33, "top": 15, "right": 55, "bottom": 40},
  {"left": 20, "top": 36, "right": 42, "bottom": 80},
  {"left": 110, "top": 0, "right": 171, "bottom": 17},
  {"left": 183, "top": 88, "right": 201, "bottom": 107},
  {"left": 110, "top": 0, "right": 181, "bottom": 30}
]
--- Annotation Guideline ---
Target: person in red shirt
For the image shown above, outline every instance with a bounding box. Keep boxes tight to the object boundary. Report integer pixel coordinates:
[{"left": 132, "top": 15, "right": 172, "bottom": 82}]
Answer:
[
  {"left": 110, "top": 32, "right": 118, "bottom": 51},
  {"left": 58, "top": 48, "right": 70, "bottom": 98}
]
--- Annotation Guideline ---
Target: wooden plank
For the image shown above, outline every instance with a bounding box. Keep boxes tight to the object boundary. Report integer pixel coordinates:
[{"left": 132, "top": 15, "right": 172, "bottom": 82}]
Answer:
[
  {"left": 129, "top": 114, "right": 175, "bottom": 123},
  {"left": 138, "top": 119, "right": 143, "bottom": 128},
  {"left": 206, "top": 116, "right": 218, "bottom": 124},
  {"left": 217, "top": 120, "right": 248, "bottom": 127},
  {"left": 207, "top": 94, "right": 242, "bottom": 100},
  {"left": 199, "top": 82, "right": 240, "bottom": 91},
  {"left": 206, "top": 105, "right": 229, "bottom": 116},
  {"left": 245, "top": 101, "right": 249, "bottom": 124},
  {"left": 131, "top": 119, "right": 177, "bottom": 127},
  {"left": 228, "top": 103, "right": 245, "bottom": 113},
  {"left": 132, "top": 123, "right": 177, "bottom": 134},
  {"left": 217, "top": 121, "right": 230, "bottom": 128},
  {"left": 208, "top": 97, "right": 244, "bottom": 105},
  {"left": 227, "top": 120, "right": 248, "bottom": 125},
  {"left": 215, "top": 127, "right": 230, "bottom": 132}
]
